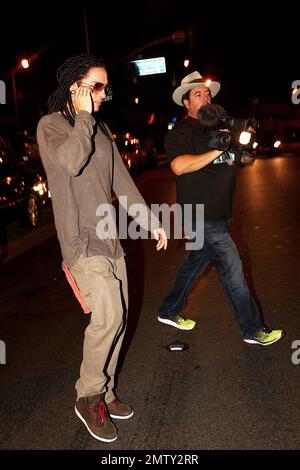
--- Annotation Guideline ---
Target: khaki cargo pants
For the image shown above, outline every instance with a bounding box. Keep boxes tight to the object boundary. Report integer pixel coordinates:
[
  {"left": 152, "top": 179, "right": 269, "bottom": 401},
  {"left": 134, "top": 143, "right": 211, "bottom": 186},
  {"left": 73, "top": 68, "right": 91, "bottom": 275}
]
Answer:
[{"left": 69, "top": 254, "right": 128, "bottom": 402}]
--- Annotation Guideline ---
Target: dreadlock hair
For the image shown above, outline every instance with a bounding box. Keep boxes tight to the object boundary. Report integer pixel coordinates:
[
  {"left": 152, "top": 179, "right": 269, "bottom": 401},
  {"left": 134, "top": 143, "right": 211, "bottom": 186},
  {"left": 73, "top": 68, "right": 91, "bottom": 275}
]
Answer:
[{"left": 47, "top": 53, "right": 106, "bottom": 127}]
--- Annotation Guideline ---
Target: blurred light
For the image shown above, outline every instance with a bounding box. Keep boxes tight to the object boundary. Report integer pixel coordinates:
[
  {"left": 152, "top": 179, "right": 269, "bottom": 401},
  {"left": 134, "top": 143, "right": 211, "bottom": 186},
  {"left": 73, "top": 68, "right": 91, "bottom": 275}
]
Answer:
[
  {"left": 33, "top": 183, "right": 43, "bottom": 192},
  {"left": 33, "top": 182, "right": 47, "bottom": 196},
  {"left": 183, "top": 59, "right": 190, "bottom": 68},
  {"left": 205, "top": 79, "right": 211, "bottom": 87},
  {"left": 168, "top": 123, "right": 175, "bottom": 130},
  {"left": 171, "top": 116, "right": 177, "bottom": 123},
  {"left": 134, "top": 97, "right": 139, "bottom": 104},
  {"left": 239, "top": 131, "right": 251, "bottom": 145},
  {"left": 274, "top": 140, "right": 281, "bottom": 148},
  {"left": 172, "top": 31, "right": 185, "bottom": 43},
  {"left": 252, "top": 142, "right": 258, "bottom": 149},
  {"left": 21, "top": 59, "right": 29, "bottom": 69},
  {"left": 104, "top": 90, "right": 113, "bottom": 102},
  {"left": 148, "top": 112, "right": 155, "bottom": 125}
]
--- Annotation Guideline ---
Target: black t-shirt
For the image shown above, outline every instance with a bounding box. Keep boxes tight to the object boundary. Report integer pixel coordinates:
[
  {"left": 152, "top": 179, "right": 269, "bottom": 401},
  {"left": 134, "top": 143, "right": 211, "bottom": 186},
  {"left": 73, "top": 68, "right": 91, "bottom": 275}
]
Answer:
[{"left": 165, "top": 116, "right": 236, "bottom": 221}]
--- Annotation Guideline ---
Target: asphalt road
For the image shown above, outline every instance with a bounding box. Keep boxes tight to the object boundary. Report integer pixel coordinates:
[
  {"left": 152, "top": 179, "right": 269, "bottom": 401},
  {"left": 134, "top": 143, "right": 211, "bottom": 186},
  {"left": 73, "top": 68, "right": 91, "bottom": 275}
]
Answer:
[{"left": 0, "top": 153, "right": 300, "bottom": 452}]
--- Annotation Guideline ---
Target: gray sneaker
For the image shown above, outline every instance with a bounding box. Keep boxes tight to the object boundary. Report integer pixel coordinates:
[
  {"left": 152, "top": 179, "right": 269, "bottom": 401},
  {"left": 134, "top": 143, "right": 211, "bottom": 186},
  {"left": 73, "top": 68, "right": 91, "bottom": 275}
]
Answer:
[{"left": 75, "top": 393, "right": 117, "bottom": 442}]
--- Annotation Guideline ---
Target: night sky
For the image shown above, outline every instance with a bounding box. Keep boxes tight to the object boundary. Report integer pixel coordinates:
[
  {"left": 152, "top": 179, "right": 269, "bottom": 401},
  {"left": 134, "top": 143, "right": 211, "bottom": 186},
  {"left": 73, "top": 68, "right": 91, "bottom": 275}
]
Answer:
[{"left": 0, "top": 1, "right": 298, "bottom": 129}]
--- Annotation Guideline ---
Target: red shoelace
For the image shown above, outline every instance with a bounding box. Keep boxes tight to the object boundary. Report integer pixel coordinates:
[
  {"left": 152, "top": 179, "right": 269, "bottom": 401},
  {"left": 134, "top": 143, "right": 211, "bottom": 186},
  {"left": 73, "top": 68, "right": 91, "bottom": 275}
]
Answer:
[{"left": 88, "top": 400, "right": 107, "bottom": 424}]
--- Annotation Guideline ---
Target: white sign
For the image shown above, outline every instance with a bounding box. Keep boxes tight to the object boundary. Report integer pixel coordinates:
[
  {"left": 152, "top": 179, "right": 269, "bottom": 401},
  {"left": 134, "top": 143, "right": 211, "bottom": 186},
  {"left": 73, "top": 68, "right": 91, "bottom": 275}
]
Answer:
[{"left": 131, "top": 57, "right": 166, "bottom": 76}]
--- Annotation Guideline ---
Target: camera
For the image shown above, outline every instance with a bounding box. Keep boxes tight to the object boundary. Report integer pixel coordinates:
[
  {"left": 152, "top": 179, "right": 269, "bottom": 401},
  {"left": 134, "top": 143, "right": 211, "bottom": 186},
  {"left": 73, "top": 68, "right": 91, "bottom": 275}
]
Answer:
[{"left": 198, "top": 104, "right": 259, "bottom": 153}]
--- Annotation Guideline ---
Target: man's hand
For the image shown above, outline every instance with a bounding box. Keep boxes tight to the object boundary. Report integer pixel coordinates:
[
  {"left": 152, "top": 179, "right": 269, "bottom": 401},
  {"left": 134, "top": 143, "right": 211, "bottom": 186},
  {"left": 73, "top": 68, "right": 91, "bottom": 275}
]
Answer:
[
  {"left": 241, "top": 151, "right": 256, "bottom": 165},
  {"left": 241, "top": 155, "right": 255, "bottom": 165},
  {"left": 73, "top": 86, "right": 93, "bottom": 114},
  {"left": 153, "top": 227, "right": 168, "bottom": 251},
  {"left": 240, "top": 126, "right": 256, "bottom": 165}
]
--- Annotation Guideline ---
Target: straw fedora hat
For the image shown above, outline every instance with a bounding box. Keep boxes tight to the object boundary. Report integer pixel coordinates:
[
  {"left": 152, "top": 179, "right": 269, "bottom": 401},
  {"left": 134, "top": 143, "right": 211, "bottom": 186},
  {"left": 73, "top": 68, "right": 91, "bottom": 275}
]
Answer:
[{"left": 172, "top": 71, "right": 221, "bottom": 106}]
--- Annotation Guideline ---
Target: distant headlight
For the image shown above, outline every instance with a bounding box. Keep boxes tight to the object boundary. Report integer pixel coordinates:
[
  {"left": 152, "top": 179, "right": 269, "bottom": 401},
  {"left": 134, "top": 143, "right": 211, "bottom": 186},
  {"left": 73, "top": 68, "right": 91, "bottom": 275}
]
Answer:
[
  {"left": 273, "top": 140, "right": 281, "bottom": 148},
  {"left": 33, "top": 182, "right": 47, "bottom": 195}
]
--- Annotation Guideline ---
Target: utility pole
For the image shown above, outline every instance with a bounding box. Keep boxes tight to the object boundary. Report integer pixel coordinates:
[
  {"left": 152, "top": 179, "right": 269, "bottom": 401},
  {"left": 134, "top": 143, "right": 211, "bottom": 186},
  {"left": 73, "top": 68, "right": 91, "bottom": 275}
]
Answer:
[
  {"left": 11, "top": 59, "right": 30, "bottom": 129},
  {"left": 83, "top": 3, "right": 90, "bottom": 54},
  {"left": 11, "top": 70, "right": 19, "bottom": 128}
]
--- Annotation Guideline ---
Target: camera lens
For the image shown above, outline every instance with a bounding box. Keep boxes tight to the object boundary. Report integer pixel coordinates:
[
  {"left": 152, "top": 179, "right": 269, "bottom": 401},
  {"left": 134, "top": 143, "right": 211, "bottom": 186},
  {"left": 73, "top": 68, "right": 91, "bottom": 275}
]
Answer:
[
  {"left": 218, "top": 132, "right": 231, "bottom": 147},
  {"left": 206, "top": 129, "right": 231, "bottom": 151}
]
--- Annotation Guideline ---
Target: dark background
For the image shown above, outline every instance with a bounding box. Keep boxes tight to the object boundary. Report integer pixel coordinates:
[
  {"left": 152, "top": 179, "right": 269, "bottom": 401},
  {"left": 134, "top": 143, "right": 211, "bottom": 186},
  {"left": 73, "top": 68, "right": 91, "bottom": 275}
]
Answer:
[{"left": 0, "top": 1, "right": 298, "bottom": 136}]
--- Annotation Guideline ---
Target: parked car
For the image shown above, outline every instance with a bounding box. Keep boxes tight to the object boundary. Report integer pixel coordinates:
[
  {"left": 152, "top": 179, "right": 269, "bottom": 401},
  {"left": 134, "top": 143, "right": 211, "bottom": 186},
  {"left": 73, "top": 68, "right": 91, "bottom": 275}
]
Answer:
[
  {"left": 0, "top": 132, "right": 49, "bottom": 227},
  {"left": 257, "top": 130, "right": 283, "bottom": 156},
  {"left": 113, "top": 133, "right": 145, "bottom": 175}
]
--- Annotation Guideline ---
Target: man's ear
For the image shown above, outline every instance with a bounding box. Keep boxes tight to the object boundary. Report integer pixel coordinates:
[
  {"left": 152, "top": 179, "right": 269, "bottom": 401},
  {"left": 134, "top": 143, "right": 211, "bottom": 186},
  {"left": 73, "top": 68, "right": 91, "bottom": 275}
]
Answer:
[{"left": 182, "top": 98, "right": 189, "bottom": 110}]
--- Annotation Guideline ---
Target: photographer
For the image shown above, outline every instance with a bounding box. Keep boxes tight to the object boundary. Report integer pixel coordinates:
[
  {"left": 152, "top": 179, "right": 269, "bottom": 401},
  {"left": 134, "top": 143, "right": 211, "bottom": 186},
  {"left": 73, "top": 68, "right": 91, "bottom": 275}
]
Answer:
[{"left": 157, "top": 71, "right": 284, "bottom": 346}]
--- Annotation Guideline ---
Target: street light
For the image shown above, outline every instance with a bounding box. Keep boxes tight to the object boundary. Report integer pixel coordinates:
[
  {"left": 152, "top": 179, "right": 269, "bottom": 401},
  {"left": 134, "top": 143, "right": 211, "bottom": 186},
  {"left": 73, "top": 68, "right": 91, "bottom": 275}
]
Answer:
[
  {"left": 11, "top": 58, "right": 30, "bottom": 128},
  {"left": 21, "top": 59, "right": 29, "bottom": 69}
]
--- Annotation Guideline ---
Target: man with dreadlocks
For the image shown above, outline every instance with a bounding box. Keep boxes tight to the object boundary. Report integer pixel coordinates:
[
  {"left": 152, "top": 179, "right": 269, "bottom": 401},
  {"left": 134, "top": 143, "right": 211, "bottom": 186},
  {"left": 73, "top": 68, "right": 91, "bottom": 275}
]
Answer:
[{"left": 37, "top": 53, "right": 167, "bottom": 443}]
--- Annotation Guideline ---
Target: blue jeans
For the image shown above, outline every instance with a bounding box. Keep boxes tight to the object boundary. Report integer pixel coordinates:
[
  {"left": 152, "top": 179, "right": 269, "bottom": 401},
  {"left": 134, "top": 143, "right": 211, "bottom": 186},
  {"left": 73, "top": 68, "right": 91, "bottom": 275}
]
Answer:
[{"left": 158, "top": 220, "right": 263, "bottom": 339}]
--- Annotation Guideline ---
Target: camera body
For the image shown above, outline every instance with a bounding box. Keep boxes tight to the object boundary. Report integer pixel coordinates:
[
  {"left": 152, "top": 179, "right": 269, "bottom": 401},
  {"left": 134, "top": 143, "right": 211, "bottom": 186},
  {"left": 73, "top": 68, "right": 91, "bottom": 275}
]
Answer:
[{"left": 198, "top": 104, "right": 258, "bottom": 153}]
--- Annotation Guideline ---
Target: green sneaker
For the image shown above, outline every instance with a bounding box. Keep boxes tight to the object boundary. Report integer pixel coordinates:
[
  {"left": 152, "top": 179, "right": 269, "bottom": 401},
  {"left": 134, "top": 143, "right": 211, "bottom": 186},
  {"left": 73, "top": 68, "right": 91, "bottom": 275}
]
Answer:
[
  {"left": 157, "top": 314, "right": 196, "bottom": 330},
  {"left": 243, "top": 327, "right": 284, "bottom": 346}
]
